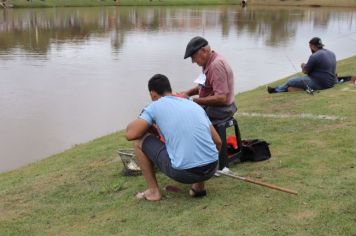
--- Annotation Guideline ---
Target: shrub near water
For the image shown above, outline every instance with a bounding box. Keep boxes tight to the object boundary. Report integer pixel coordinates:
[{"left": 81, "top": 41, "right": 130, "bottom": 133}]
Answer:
[{"left": 0, "top": 56, "right": 355, "bottom": 235}]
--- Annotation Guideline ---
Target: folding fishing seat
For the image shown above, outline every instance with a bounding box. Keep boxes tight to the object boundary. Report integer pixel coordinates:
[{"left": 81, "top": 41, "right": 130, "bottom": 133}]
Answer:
[{"left": 214, "top": 117, "right": 242, "bottom": 170}]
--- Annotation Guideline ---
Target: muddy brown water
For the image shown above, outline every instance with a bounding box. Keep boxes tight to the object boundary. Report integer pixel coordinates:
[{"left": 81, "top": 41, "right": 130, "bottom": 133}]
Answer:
[{"left": 0, "top": 6, "right": 355, "bottom": 172}]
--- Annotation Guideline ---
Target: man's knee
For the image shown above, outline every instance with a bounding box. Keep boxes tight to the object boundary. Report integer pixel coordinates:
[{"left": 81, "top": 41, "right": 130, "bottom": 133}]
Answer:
[
  {"left": 287, "top": 78, "right": 306, "bottom": 89},
  {"left": 134, "top": 133, "right": 151, "bottom": 150}
]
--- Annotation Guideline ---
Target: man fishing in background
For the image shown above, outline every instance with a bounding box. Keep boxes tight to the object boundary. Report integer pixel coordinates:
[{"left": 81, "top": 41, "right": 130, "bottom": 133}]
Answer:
[{"left": 267, "top": 37, "right": 337, "bottom": 93}]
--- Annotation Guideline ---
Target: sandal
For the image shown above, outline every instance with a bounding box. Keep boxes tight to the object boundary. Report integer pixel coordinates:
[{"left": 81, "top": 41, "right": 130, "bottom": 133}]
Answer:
[
  {"left": 189, "top": 188, "right": 207, "bottom": 198},
  {"left": 135, "top": 191, "right": 147, "bottom": 200}
]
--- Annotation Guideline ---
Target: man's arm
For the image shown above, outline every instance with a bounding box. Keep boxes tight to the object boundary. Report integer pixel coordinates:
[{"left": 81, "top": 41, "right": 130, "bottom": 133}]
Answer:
[
  {"left": 210, "top": 125, "right": 222, "bottom": 151},
  {"left": 183, "top": 86, "right": 199, "bottom": 97},
  {"left": 301, "top": 55, "right": 316, "bottom": 74},
  {"left": 193, "top": 94, "right": 227, "bottom": 106},
  {"left": 125, "top": 118, "right": 150, "bottom": 141}
]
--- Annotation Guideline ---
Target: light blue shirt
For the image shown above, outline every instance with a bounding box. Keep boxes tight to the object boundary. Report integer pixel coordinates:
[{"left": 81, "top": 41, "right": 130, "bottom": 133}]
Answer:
[{"left": 139, "top": 96, "right": 218, "bottom": 170}]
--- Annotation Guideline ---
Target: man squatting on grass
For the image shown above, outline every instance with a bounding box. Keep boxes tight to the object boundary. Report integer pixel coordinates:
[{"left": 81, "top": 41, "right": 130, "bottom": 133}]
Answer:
[
  {"left": 180, "top": 36, "right": 237, "bottom": 125},
  {"left": 125, "top": 74, "right": 222, "bottom": 201},
  {"left": 267, "top": 37, "right": 337, "bottom": 93}
]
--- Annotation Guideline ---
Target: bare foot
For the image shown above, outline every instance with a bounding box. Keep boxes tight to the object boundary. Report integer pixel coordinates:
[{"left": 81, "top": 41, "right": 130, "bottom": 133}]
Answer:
[{"left": 136, "top": 189, "right": 161, "bottom": 201}]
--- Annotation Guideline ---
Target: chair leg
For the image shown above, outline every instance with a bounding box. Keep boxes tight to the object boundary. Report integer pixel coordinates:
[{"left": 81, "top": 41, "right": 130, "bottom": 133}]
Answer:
[
  {"left": 217, "top": 125, "right": 228, "bottom": 170},
  {"left": 215, "top": 118, "right": 242, "bottom": 170},
  {"left": 233, "top": 119, "right": 242, "bottom": 154}
]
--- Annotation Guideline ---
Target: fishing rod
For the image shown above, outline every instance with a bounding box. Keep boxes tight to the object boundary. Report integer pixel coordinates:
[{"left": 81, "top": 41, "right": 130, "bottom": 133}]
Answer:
[
  {"left": 285, "top": 53, "right": 317, "bottom": 96},
  {"left": 285, "top": 53, "right": 299, "bottom": 73},
  {"left": 216, "top": 170, "right": 298, "bottom": 195},
  {"left": 119, "top": 149, "right": 298, "bottom": 195}
]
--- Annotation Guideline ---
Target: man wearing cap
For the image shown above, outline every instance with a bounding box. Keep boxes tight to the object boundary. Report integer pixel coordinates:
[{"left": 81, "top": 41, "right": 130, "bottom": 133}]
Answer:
[
  {"left": 268, "top": 37, "right": 337, "bottom": 93},
  {"left": 181, "top": 36, "right": 237, "bottom": 125}
]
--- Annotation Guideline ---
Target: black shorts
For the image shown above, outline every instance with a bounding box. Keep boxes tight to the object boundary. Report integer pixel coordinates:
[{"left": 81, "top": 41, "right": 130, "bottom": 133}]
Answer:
[
  {"left": 142, "top": 135, "right": 217, "bottom": 184},
  {"left": 204, "top": 103, "right": 237, "bottom": 125}
]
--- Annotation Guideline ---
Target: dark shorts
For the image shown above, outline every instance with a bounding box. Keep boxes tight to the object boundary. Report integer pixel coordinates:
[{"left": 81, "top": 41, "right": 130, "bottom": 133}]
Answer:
[
  {"left": 204, "top": 103, "right": 237, "bottom": 125},
  {"left": 142, "top": 135, "right": 218, "bottom": 184}
]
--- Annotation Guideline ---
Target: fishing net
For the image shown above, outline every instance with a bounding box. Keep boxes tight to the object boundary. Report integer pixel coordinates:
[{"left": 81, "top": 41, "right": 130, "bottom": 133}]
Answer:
[{"left": 117, "top": 149, "right": 142, "bottom": 176}]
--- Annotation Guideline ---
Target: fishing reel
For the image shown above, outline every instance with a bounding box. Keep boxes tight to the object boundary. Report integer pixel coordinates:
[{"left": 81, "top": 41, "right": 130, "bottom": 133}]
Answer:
[
  {"left": 306, "top": 85, "right": 315, "bottom": 95},
  {"left": 305, "top": 84, "right": 320, "bottom": 96}
]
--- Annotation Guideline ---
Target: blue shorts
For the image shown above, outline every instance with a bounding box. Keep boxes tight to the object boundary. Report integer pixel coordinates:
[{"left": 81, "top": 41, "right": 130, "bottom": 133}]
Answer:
[{"left": 142, "top": 135, "right": 217, "bottom": 184}]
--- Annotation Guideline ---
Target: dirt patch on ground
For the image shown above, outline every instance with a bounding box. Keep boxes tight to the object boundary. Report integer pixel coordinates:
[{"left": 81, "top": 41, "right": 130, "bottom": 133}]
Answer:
[
  {"left": 292, "top": 210, "right": 318, "bottom": 220},
  {"left": 0, "top": 197, "right": 34, "bottom": 221},
  {"left": 0, "top": 207, "right": 18, "bottom": 221}
]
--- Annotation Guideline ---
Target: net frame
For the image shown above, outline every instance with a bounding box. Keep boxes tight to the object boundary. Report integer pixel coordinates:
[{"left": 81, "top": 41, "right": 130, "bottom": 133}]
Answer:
[{"left": 117, "top": 149, "right": 142, "bottom": 176}]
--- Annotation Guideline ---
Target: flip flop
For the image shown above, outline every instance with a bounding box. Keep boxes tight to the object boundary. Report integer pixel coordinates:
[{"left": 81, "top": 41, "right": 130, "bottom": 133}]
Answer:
[
  {"left": 189, "top": 188, "right": 207, "bottom": 198},
  {"left": 135, "top": 191, "right": 161, "bottom": 201}
]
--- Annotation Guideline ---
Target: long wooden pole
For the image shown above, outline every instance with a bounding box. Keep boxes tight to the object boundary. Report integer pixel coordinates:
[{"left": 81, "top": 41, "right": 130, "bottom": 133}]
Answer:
[{"left": 218, "top": 171, "right": 298, "bottom": 195}]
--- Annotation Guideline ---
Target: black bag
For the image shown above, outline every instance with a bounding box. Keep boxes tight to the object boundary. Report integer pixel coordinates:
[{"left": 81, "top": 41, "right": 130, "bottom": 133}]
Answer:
[
  {"left": 337, "top": 76, "right": 352, "bottom": 83},
  {"left": 240, "top": 139, "right": 271, "bottom": 162}
]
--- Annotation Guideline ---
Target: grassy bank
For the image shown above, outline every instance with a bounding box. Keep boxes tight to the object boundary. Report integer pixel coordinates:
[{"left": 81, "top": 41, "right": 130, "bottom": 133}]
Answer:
[
  {"left": 1, "top": 56, "right": 355, "bottom": 235},
  {"left": 7, "top": 0, "right": 356, "bottom": 8}
]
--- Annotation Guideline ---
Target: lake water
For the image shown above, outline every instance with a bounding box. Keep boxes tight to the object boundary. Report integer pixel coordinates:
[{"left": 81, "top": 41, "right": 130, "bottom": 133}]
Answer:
[{"left": 0, "top": 6, "right": 355, "bottom": 172}]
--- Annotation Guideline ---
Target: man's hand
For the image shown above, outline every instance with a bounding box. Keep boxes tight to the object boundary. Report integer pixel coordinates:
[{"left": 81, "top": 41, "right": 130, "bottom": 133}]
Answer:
[
  {"left": 148, "top": 124, "right": 161, "bottom": 139},
  {"left": 301, "top": 63, "right": 308, "bottom": 74},
  {"left": 182, "top": 86, "right": 199, "bottom": 97},
  {"left": 193, "top": 94, "right": 227, "bottom": 106}
]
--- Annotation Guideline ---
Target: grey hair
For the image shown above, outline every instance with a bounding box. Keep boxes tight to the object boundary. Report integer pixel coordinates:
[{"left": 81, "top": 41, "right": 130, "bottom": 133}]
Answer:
[{"left": 202, "top": 45, "right": 211, "bottom": 51}]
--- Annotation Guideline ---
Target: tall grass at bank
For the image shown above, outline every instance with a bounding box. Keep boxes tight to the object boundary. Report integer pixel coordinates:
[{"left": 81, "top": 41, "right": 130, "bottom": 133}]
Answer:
[{"left": 0, "top": 56, "right": 355, "bottom": 235}]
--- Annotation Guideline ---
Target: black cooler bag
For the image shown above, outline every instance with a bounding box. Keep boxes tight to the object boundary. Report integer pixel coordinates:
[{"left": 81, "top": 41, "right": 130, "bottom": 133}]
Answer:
[{"left": 240, "top": 139, "right": 271, "bottom": 162}]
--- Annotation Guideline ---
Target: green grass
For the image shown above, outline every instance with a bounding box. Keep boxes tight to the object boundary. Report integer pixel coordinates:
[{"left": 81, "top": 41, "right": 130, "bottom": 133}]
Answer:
[{"left": 1, "top": 56, "right": 355, "bottom": 235}]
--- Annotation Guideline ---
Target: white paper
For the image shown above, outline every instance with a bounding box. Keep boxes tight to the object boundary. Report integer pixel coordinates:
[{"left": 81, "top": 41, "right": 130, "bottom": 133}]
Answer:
[{"left": 193, "top": 73, "right": 206, "bottom": 85}]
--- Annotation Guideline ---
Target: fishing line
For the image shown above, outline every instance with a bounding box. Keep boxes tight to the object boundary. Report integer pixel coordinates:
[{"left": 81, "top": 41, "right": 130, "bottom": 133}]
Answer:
[
  {"left": 284, "top": 53, "right": 315, "bottom": 95},
  {"left": 285, "top": 53, "right": 299, "bottom": 73}
]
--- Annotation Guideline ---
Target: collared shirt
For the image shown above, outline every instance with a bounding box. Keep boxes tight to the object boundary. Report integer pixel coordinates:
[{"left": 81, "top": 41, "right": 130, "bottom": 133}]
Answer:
[{"left": 199, "top": 51, "right": 235, "bottom": 105}]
